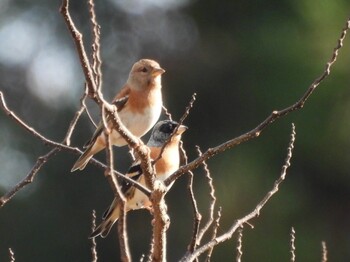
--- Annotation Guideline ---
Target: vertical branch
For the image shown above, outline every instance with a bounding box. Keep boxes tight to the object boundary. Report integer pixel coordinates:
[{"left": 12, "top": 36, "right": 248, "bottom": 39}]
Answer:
[
  {"left": 91, "top": 210, "right": 98, "bottom": 262},
  {"left": 290, "top": 227, "right": 296, "bottom": 262},
  {"left": 60, "top": 0, "right": 98, "bottom": 98},
  {"left": 205, "top": 207, "right": 222, "bottom": 261},
  {"left": 102, "top": 105, "right": 131, "bottom": 262},
  {"left": 196, "top": 146, "right": 217, "bottom": 244},
  {"left": 150, "top": 184, "right": 169, "bottom": 262},
  {"left": 321, "top": 241, "right": 328, "bottom": 262},
  {"left": 235, "top": 226, "right": 243, "bottom": 262},
  {"left": 88, "top": 0, "right": 103, "bottom": 91},
  {"left": 183, "top": 142, "right": 202, "bottom": 255}
]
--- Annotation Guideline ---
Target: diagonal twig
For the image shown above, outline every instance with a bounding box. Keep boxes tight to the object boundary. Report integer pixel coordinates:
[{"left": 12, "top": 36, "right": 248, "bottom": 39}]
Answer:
[
  {"left": 162, "top": 105, "right": 173, "bottom": 121},
  {"left": 0, "top": 148, "right": 59, "bottom": 207},
  {"left": 165, "top": 17, "right": 350, "bottom": 187},
  {"left": 8, "top": 248, "right": 15, "bottom": 262},
  {"left": 153, "top": 93, "right": 196, "bottom": 165}
]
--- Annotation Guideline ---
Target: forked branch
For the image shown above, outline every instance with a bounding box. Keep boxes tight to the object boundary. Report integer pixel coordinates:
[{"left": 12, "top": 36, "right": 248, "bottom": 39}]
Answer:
[{"left": 180, "top": 124, "right": 296, "bottom": 261}]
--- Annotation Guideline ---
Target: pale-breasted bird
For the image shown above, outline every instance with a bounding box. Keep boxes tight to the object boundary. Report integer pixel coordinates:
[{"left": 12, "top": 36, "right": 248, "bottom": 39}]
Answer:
[
  {"left": 90, "top": 120, "right": 187, "bottom": 238},
  {"left": 71, "top": 59, "right": 165, "bottom": 172}
]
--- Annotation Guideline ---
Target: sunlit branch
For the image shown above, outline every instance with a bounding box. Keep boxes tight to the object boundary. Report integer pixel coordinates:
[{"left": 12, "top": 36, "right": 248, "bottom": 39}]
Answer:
[
  {"left": 290, "top": 227, "right": 296, "bottom": 262},
  {"left": 165, "top": 17, "right": 350, "bottom": 187},
  {"left": 102, "top": 105, "right": 131, "bottom": 261},
  {"left": 90, "top": 210, "right": 98, "bottom": 262}
]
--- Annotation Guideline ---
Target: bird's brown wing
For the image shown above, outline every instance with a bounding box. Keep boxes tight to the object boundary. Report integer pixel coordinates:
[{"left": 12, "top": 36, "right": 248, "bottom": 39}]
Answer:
[{"left": 83, "top": 89, "right": 129, "bottom": 148}]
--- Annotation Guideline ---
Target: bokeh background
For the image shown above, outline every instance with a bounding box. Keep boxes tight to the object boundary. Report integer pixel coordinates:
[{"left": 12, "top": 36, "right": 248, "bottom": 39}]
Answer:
[{"left": 1, "top": 0, "right": 350, "bottom": 261}]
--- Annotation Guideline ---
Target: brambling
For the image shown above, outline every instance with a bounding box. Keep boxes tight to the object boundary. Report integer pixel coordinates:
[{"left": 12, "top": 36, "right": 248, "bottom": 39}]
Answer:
[
  {"left": 71, "top": 59, "right": 165, "bottom": 172},
  {"left": 90, "top": 120, "right": 188, "bottom": 238}
]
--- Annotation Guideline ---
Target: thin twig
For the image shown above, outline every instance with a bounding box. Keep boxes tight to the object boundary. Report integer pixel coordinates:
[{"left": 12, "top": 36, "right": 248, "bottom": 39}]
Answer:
[
  {"left": 321, "top": 241, "right": 328, "bottom": 262},
  {"left": 0, "top": 92, "right": 151, "bottom": 206},
  {"left": 63, "top": 92, "right": 89, "bottom": 146},
  {"left": 102, "top": 105, "right": 131, "bottom": 262},
  {"left": 165, "top": 17, "right": 350, "bottom": 187},
  {"left": 205, "top": 207, "right": 222, "bottom": 261},
  {"left": 196, "top": 146, "right": 217, "bottom": 245},
  {"left": 184, "top": 142, "right": 202, "bottom": 255},
  {"left": 8, "top": 248, "right": 15, "bottom": 262},
  {"left": 139, "top": 254, "right": 145, "bottom": 262},
  {"left": 162, "top": 105, "right": 173, "bottom": 121},
  {"left": 236, "top": 226, "right": 243, "bottom": 262},
  {"left": 153, "top": 93, "right": 196, "bottom": 164},
  {"left": 0, "top": 92, "right": 71, "bottom": 151},
  {"left": 91, "top": 210, "right": 98, "bottom": 262},
  {"left": 82, "top": 84, "right": 98, "bottom": 128},
  {"left": 180, "top": 124, "right": 296, "bottom": 261},
  {"left": 0, "top": 148, "right": 59, "bottom": 207},
  {"left": 290, "top": 227, "right": 296, "bottom": 262}
]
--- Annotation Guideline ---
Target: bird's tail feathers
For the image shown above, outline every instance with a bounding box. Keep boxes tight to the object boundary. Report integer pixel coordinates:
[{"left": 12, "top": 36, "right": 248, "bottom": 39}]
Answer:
[
  {"left": 89, "top": 204, "right": 120, "bottom": 238},
  {"left": 71, "top": 142, "right": 104, "bottom": 172}
]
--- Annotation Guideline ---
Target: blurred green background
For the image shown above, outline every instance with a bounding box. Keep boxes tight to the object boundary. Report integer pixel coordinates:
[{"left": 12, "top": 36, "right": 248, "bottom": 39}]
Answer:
[{"left": 1, "top": 0, "right": 350, "bottom": 261}]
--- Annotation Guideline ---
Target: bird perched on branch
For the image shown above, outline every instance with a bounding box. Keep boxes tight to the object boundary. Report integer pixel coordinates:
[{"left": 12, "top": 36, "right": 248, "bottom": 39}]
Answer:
[
  {"left": 90, "top": 120, "right": 187, "bottom": 238},
  {"left": 71, "top": 59, "right": 165, "bottom": 172}
]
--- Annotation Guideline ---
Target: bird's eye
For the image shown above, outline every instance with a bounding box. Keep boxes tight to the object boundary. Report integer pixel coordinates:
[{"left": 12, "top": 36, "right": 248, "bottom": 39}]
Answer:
[{"left": 140, "top": 67, "right": 148, "bottom": 73}]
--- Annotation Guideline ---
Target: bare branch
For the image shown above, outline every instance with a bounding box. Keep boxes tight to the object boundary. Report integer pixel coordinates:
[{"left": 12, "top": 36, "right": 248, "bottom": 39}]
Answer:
[
  {"left": 162, "top": 105, "right": 173, "bottom": 121},
  {"left": 150, "top": 184, "right": 169, "bottom": 262},
  {"left": 290, "top": 227, "right": 296, "bottom": 262},
  {"left": 196, "top": 146, "right": 217, "bottom": 245},
  {"left": 91, "top": 210, "right": 98, "bottom": 262},
  {"left": 235, "top": 226, "right": 243, "bottom": 262},
  {"left": 102, "top": 105, "right": 131, "bottom": 262},
  {"left": 183, "top": 143, "right": 202, "bottom": 254},
  {"left": 8, "top": 248, "right": 15, "bottom": 262},
  {"left": 180, "top": 124, "right": 296, "bottom": 261},
  {"left": 321, "top": 241, "right": 328, "bottom": 262},
  {"left": 0, "top": 91, "right": 151, "bottom": 206},
  {"left": 0, "top": 148, "right": 59, "bottom": 207},
  {"left": 165, "top": 17, "right": 350, "bottom": 187},
  {"left": 63, "top": 91, "right": 89, "bottom": 146},
  {"left": 88, "top": 0, "right": 103, "bottom": 91},
  {"left": 82, "top": 84, "right": 98, "bottom": 128},
  {"left": 60, "top": 0, "right": 98, "bottom": 98},
  {"left": 153, "top": 93, "right": 196, "bottom": 165},
  {"left": 0, "top": 92, "right": 71, "bottom": 151},
  {"left": 205, "top": 207, "right": 222, "bottom": 261}
]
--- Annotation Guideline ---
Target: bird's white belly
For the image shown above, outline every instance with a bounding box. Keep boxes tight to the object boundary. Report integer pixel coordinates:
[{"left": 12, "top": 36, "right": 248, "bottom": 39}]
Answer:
[
  {"left": 127, "top": 189, "right": 151, "bottom": 210},
  {"left": 110, "top": 103, "right": 162, "bottom": 146}
]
